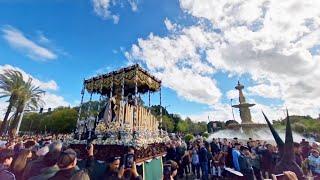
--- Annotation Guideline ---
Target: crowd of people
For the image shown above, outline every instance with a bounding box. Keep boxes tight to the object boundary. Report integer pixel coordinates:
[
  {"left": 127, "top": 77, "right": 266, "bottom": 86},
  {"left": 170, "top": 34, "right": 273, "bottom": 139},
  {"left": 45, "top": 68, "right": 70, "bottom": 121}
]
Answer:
[
  {"left": 0, "top": 135, "right": 143, "bottom": 180},
  {"left": 165, "top": 137, "right": 320, "bottom": 180},
  {"left": 0, "top": 134, "right": 319, "bottom": 180}
]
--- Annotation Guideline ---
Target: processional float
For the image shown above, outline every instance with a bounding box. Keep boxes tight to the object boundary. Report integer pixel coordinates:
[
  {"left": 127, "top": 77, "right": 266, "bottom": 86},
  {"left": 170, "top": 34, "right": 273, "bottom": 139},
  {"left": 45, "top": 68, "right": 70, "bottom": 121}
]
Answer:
[{"left": 70, "top": 64, "right": 169, "bottom": 165}]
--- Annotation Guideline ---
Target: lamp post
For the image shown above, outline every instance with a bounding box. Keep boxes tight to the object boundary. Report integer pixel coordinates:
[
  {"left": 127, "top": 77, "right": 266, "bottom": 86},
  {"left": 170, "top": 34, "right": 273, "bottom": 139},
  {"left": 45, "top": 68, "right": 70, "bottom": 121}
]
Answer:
[{"left": 231, "top": 99, "right": 235, "bottom": 121}]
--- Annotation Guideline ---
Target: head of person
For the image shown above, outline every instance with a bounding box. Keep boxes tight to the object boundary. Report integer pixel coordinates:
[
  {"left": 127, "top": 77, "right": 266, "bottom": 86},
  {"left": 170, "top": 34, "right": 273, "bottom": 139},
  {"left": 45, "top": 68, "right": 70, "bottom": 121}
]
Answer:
[
  {"left": 71, "top": 169, "right": 90, "bottom": 180},
  {"left": 106, "top": 156, "right": 121, "bottom": 172},
  {"left": 11, "top": 149, "right": 32, "bottom": 173},
  {"left": 57, "top": 149, "right": 77, "bottom": 170},
  {"left": 36, "top": 146, "right": 49, "bottom": 157},
  {"left": 127, "top": 146, "right": 135, "bottom": 155},
  {"left": 234, "top": 143, "right": 241, "bottom": 150},
  {"left": 163, "top": 160, "right": 178, "bottom": 180},
  {"left": 49, "top": 141, "right": 62, "bottom": 153},
  {"left": 24, "top": 140, "right": 36, "bottom": 150},
  {"left": 240, "top": 146, "right": 250, "bottom": 155},
  {"left": 0, "top": 149, "right": 14, "bottom": 167},
  {"left": 233, "top": 137, "right": 238, "bottom": 143},
  {"left": 212, "top": 138, "right": 217, "bottom": 143},
  {"left": 311, "top": 149, "right": 319, "bottom": 158},
  {"left": 293, "top": 142, "right": 301, "bottom": 154},
  {"left": 266, "top": 144, "right": 273, "bottom": 152},
  {"left": 44, "top": 150, "right": 61, "bottom": 167}
]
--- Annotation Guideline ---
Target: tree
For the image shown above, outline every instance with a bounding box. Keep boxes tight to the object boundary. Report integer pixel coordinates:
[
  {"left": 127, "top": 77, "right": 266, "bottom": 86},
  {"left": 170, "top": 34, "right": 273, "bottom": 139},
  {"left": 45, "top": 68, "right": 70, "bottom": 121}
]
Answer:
[
  {"left": 0, "top": 70, "right": 25, "bottom": 135},
  {"left": 162, "top": 115, "right": 174, "bottom": 132},
  {"left": 9, "top": 77, "right": 44, "bottom": 136},
  {"left": 177, "top": 120, "right": 189, "bottom": 133}
]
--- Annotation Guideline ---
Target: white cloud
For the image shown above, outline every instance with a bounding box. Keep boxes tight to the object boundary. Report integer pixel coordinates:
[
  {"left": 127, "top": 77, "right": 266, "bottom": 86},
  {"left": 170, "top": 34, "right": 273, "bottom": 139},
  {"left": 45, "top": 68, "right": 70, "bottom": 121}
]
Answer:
[
  {"left": 126, "top": 24, "right": 221, "bottom": 105},
  {"left": 2, "top": 26, "right": 57, "bottom": 60},
  {"left": 128, "top": 0, "right": 138, "bottom": 12},
  {"left": 126, "top": 0, "right": 320, "bottom": 121},
  {"left": 226, "top": 90, "right": 238, "bottom": 100},
  {"left": 248, "top": 84, "right": 282, "bottom": 99},
  {"left": 92, "top": 0, "right": 139, "bottom": 24},
  {"left": 0, "top": 65, "right": 70, "bottom": 119}
]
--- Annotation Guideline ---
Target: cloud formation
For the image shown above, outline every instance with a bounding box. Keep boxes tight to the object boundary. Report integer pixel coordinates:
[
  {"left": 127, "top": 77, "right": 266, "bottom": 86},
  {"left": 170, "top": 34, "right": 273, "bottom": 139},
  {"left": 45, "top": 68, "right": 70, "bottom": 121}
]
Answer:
[
  {"left": 2, "top": 26, "right": 57, "bottom": 61},
  {"left": 92, "top": 0, "right": 139, "bottom": 24},
  {"left": 126, "top": 0, "right": 320, "bottom": 122}
]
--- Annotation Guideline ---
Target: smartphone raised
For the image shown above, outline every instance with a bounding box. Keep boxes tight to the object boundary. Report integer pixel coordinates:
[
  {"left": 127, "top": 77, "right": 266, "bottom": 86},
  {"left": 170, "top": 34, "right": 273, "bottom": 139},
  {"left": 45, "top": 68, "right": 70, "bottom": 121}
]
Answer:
[{"left": 123, "top": 153, "right": 134, "bottom": 169}]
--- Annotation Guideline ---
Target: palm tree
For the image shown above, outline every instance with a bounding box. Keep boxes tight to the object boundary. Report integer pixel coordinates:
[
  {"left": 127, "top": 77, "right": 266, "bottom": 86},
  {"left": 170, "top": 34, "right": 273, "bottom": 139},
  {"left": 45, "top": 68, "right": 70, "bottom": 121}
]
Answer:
[
  {"left": 0, "top": 70, "right": 25, "bottom": 135},
  {"left": 9, "top": 78, "right": 44, "bottom": 136}
]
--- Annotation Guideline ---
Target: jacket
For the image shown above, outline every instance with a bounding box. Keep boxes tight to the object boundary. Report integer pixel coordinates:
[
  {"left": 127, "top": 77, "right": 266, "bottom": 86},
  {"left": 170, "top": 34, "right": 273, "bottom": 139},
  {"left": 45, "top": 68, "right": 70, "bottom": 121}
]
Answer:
[
  {"left": 22, "top": 157, "right": 47, "bottom": 180},
  {"left": 48, "top": 167, "right": 77, "bottom": 180},
  {"left": 0, "top": 164, "right": 16, "bottom": 180},
  {"left": 28, "top": 165, "right": 59, "bottom": 180}
]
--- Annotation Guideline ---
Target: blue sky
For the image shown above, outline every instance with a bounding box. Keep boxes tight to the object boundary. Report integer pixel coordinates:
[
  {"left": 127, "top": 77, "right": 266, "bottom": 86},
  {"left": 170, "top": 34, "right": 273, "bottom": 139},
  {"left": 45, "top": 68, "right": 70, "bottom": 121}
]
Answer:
[{"left": 1, "top": 0, "right": 320, "bottom": 122}]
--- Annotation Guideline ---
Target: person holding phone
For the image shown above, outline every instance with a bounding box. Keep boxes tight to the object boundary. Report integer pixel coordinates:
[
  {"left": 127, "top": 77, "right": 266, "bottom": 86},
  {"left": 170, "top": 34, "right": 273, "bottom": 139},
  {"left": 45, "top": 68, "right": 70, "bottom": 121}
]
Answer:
[{"left": 103, "top": 147, "right": 142, "bottom": 180}]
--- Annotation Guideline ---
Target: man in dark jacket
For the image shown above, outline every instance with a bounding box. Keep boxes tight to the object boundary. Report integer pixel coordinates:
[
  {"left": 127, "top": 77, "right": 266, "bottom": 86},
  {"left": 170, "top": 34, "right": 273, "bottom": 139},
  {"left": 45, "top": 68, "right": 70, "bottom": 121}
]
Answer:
[
  {"left": 48, "top": 148, "right": 79, "bottom": 180},
  {"left": 0, "top": 149, "right": 16, "bottom": 180},
  {"left": 210, "top": 138, "right": 221, "bottom": 156},
  {"left": 238, "top": 146, "right": 254, "bottom": 180},
  {"left": 199, "top": 141, "right": 209, "bottom": 180}
]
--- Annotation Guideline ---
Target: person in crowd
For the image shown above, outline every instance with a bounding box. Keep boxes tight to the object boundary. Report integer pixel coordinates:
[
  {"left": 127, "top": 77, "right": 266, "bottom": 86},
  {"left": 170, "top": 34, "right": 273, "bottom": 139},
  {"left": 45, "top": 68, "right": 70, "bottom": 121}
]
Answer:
[
  {"left": 191, "top": 144, "right": 200, "bottom": 179},
  {"left": 249, "top": 141, "right": 262, "bottom": 180},
  {"left": 181, "top": 146, "right": 191, "bottom": 177},
  {"left": 71, "top": 169, "right": 90, "bottom": 180},
  {"left": 258, "top": 143, "right": 274, "bottom": 178},
  {"left": 210, "top": 138, "right": 221, "bottom": 156},
  {"left": 28, "top": 150, "right": 60, "bottom": 180},
  {"left": 23, "top": 141, "right": 62, "bottom": 179},
  {"left": 10, "top": 149, "right": 32, "bottom": 180},
  {"left": 199, "top": 140, "right": 209, "bottom": 180},
  {"left": 163, "top": 160, "right": 178, "bottom": 180},
  {"left": 48, "top": 148, "right": 80, "bottom": 180},
  {"left": 212, "top": 151, "right": 225, "bottom": 178},
  {"left": 0, "top": 149, "right": 16, "bottom": 180},
  {"left": 301, "top": 139, "right": 311, "bottom": 159},
  {"left": 238, "top": 146, "right": 254, "bottom": 180},
  {"left": 293, "top": 142, "right": 303, "bottom": 167},
  {"left": 176, "top": 141, "right": 185, "bottom": 178},
  {"left": 166, "top": 141, "right": 177, "bottom": 162},
  {"left": 232, "top": 143, "right": 241, "bottom": 171},
  {"left": 205, "top": 141, "right": 213, "bottom": 177},
  {"left": 308, "top": 149, "right": 320, "bottom": 176},
  {"left": 103, "top": 156, "right": 142, "bottom": 180}
]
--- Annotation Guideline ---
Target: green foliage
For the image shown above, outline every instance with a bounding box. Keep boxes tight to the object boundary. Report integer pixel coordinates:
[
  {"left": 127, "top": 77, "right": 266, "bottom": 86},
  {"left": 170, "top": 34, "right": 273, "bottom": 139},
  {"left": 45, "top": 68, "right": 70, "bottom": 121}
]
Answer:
[
  {"left": 292, "top": 123, "right": 306, "bottom": 133},
  {"left": 184, "top": 134, "right": 194, "bottom": 142},
  {"left": 20, "top": 107, "right": 77, "bottom": 134},
  {"left": 162, "top": 115, "right": 174, "bottom": 132},
  {"left": 202, "top": 132, "right": 209, "bottom": 138},
  {"left": 177, "top": 120, "right": 189, "bottom": 133}
]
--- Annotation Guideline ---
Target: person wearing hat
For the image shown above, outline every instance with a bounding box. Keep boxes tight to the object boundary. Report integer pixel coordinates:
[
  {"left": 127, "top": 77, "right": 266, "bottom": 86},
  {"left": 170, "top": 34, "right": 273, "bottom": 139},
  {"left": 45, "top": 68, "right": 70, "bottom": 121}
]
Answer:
[
  {"left": 0, "top": 149, "right": 16, "bottom": 180},
  {"left": 238, "top": 146, "right": 254, "bottom": 180},
  {"left": 308, "top": 149, "right": 320, "bottom": 176},
  {"left": 232, "top": 142, "right": 241, "bottom": 171}
]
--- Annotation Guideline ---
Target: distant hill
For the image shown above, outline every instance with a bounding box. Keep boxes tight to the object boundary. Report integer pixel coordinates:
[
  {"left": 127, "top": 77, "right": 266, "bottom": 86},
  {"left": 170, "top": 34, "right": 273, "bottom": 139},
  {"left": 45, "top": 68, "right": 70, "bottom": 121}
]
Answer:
[{"left": 272, "top": 115, "right": 320, "bottom": 141}]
